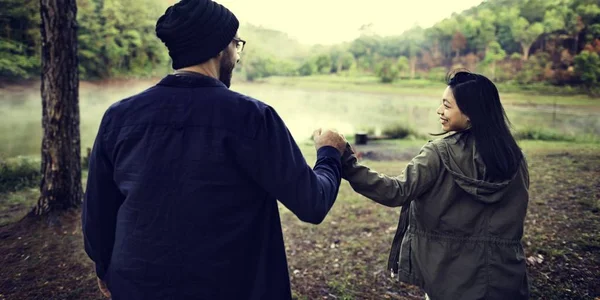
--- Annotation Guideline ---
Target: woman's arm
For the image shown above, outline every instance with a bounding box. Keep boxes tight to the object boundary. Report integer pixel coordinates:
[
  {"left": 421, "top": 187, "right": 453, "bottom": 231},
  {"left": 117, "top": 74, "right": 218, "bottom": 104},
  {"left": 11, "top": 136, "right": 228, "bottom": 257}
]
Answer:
[{"left": 341, "top": 142, "right": 442, "bottom": 207}]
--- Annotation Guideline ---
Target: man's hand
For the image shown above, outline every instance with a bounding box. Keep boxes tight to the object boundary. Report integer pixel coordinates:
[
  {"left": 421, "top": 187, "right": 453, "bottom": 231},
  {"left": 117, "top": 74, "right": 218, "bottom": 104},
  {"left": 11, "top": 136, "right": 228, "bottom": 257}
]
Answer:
[
  {"left": 313, "top": 128, "right": 347, "bottom": 155},
  {"left": 97, "top": 277, "right": 111, "bottom": 298}
]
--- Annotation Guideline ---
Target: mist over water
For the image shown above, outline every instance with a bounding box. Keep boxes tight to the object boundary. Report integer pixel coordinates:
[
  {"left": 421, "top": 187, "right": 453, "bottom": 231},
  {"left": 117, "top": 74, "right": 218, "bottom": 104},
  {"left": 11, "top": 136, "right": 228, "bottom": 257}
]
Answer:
[{"left": 1, "top": 80, "right": 598, "bottom": 158}]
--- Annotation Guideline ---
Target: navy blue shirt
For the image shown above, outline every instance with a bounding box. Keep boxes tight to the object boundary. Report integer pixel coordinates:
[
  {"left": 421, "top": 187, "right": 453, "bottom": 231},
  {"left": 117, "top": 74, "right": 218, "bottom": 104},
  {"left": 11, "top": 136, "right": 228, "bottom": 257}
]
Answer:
[{"left": 82, "top": 74, "right": 342, "bottom": 300}]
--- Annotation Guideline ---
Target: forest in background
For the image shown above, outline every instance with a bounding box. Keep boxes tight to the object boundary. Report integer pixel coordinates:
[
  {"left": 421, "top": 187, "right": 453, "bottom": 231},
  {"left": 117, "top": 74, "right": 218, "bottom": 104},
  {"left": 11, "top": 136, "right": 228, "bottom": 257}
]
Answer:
[{"left": 1, "top": 0, "right": 600, "bottom": 94}]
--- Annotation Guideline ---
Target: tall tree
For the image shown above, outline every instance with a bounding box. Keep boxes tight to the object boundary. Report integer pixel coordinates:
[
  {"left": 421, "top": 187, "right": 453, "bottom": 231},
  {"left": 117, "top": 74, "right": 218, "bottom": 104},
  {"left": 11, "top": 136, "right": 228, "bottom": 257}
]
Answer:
[
  {"left": 338, "top": 52, "right": 355, "bottom": 71},
  {"left": 349, "top": 35, "right": 381, "bottom": 72},
  {"left": 402, "top": 26, "right": 424, "bottom": 79},
  {"left": 564, "top": 6, "right": 586, "bottom": 53},
  {"left": 451, "top": 31, "right": 467, "bottom": 58},
  {"left": 459, "top": 15, "right": 482, "bottom": 53},
  {"left": 433, "top": 17, "right": 460, "bottom": 59},
  {"left": 484, "top": 41, "right": 507, "bottom": 80},
  {"left": 315, "top": 54, "right": 333, "bottom": 74},
  {"left": 510, "top": 15, "right": 545, "bottom": 60},
  {"left": 475, "top": 9, "right": 498, "bottom": 54},
  {"left": 397, "top": 56, "right": 410, "bottom": 78},
  {"left": 33, "top": 0, "right": 83, "bottom": 216},
  {"left": 574, "top": 1, "right": 600, "bottom": 43}
]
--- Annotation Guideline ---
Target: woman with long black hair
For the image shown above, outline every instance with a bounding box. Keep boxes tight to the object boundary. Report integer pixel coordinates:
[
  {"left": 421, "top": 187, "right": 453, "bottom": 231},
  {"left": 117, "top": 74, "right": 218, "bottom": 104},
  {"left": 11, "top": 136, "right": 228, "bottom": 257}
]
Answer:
[{"left": 343, "top": 70, "right": 529, "bottom": 299}]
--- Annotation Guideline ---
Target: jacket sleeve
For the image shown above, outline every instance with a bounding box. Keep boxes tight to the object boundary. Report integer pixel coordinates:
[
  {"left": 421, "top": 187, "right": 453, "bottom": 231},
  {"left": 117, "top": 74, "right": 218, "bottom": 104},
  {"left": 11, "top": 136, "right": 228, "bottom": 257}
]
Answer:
[
  {"left": 341, "top": 142, "right": 441, "bottom": 207},
  {"left": 237, "top": 107, "right": 342, "bottom": 224},
  {"left": 82, "top": 120, "right": 124, "bottom": 280}
]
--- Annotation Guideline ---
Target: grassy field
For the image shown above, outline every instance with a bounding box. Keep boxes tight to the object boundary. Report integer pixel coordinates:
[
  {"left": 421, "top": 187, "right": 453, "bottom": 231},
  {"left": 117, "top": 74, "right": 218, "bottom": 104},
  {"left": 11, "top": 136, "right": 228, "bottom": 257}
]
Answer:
[{"left": 0, "top": 139, "right": 598, "bottom": 299}]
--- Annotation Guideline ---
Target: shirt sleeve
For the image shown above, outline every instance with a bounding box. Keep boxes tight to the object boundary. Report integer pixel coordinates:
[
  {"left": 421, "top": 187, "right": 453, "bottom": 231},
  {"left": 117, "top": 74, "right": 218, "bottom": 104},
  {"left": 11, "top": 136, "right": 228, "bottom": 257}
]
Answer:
[
  {"left": 341, "top": 142, "right": 441, "bottom": 207},
  {"left": 237, "top": 106, "right": 342, "bottom": 224},
  {"left": 81, "top": 116, "right": 124, "bottom": 280}
]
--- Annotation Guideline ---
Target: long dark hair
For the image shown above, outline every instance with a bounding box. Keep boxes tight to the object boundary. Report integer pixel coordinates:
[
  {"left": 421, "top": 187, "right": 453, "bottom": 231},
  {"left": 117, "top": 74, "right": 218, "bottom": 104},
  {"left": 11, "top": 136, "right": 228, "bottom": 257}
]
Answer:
[{"left": 446, "top": 70, "right": 523, "bottom": 180}]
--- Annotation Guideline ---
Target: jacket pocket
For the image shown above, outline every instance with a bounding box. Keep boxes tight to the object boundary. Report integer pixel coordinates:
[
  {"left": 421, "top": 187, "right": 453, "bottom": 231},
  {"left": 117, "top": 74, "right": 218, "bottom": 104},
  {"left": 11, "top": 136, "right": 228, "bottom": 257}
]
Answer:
[{"left": 398, "top": 233, "right": 413, "bottom": 274}]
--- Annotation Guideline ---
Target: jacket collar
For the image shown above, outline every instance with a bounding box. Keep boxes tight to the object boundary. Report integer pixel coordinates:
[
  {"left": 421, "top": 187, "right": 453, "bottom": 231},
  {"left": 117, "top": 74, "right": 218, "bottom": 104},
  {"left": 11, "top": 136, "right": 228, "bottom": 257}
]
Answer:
[{"left": 157, "top": 72, "right": 227, "bottom": 89}]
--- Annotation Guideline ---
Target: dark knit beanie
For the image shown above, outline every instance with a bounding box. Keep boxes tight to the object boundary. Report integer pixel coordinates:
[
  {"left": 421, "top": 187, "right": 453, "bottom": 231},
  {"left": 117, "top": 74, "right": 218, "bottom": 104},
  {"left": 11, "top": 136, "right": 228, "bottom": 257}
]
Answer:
[{"left": 155, "top": 0, "right": 239, "bottom": 69}]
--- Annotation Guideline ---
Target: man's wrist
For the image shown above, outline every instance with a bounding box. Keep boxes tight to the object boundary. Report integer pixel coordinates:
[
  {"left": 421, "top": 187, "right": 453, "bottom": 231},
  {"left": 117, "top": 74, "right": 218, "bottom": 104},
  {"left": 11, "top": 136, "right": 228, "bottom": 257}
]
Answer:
[{"left": 317, "top": 146, "right": 342, "bottom": 158}]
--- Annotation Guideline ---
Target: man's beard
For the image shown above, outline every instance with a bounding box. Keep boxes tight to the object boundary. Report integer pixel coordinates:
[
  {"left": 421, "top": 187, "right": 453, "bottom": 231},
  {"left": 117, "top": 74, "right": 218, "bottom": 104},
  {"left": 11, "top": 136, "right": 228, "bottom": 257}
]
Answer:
[{"left": 219, "top": 52, "right": 236, "bottom": 88}]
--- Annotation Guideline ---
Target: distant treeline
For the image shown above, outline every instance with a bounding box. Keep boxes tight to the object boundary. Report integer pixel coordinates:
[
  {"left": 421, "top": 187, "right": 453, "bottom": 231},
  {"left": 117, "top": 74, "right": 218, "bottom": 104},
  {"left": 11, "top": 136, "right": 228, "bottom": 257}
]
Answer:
[
  {"left": 1, "top": 0, "right": 170, "bottom": 80},
  {"left": 1, "top": 0, "right": 600, "bottom": 94}
]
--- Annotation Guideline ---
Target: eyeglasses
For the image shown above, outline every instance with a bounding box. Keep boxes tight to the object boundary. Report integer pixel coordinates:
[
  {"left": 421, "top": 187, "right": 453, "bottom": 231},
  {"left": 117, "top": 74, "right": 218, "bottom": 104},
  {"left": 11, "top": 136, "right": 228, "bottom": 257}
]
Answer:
[{"left": 232, "top": 37, "right": 246, "bottom": 53}]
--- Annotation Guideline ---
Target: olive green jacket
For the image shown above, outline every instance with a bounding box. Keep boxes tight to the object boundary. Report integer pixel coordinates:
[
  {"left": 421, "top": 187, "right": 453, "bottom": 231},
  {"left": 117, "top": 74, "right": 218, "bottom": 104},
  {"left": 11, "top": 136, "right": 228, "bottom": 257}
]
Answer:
[{"left": 342, "top": 131, "right": 530, "bottom": 300}]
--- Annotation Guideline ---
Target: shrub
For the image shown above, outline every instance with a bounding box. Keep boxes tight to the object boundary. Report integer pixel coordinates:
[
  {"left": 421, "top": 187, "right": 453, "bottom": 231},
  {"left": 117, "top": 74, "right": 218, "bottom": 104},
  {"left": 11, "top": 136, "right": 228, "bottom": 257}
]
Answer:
[
  {"left": 382, "top": 123, "right": 418, "bottom": 139},
  {"left": 513, "top": 128, "right": 575, "bottom": 142},
  {"left": 0, "top": 156, "right": 40, "bottom": 194}
]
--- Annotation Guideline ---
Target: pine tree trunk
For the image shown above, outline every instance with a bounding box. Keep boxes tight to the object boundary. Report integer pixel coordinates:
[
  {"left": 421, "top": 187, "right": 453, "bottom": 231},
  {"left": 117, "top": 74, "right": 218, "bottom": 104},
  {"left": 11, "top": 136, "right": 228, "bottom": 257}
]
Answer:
[{"left": 33, "top": 0, "right": 82, "bottom": 216}]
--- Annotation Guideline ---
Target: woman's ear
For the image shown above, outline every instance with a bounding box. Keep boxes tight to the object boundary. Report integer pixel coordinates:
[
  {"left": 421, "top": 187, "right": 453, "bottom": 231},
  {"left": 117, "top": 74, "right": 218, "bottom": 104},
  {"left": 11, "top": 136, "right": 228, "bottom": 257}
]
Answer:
[{"left": 463, "top": 113, "right": 470, "bottom": 122}]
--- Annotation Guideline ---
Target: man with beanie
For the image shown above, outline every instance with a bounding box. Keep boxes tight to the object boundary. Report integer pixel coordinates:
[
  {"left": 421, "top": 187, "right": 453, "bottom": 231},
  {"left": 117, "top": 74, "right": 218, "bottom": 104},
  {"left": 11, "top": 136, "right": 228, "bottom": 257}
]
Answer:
[{"left": 82, "top": 0, "right": 347, "bottom": 299}]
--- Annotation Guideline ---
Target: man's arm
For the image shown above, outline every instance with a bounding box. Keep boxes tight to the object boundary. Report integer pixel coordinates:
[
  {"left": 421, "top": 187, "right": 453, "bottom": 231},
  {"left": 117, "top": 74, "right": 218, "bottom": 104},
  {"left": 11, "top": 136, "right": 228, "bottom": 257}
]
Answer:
[
  {"left": 237, "top": 107, "right": 345, "bottom": 224},
  {"left": 82, "top": 123, "right": 124, "bottom": 280}
]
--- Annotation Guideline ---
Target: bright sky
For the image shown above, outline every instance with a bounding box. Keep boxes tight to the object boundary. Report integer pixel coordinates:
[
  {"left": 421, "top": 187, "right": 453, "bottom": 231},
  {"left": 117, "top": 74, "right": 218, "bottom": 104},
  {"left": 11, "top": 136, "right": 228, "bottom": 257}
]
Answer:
[{"left": 216, "top": 0, "right": 484, "bottom": 45}]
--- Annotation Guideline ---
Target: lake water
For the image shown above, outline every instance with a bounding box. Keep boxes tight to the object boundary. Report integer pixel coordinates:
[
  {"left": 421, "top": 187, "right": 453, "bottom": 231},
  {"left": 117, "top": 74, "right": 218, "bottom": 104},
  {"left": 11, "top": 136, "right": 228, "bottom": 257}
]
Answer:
[{"left": 1, "top": 79, "right": 599, "bottom": 158}]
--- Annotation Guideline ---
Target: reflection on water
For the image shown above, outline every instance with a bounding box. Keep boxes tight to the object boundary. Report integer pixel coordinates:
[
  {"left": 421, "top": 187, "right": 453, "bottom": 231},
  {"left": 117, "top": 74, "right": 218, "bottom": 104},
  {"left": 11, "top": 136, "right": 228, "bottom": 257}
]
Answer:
[{"left": 1, "top": 80, "right": 598, "bottom": 158}]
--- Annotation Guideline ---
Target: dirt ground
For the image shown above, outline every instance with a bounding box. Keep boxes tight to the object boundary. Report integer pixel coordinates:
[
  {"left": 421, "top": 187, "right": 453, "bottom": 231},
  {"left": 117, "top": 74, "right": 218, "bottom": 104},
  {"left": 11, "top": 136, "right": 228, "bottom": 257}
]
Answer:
[{"left": 0, "top": 143, "right": 599, "bottom": 299}]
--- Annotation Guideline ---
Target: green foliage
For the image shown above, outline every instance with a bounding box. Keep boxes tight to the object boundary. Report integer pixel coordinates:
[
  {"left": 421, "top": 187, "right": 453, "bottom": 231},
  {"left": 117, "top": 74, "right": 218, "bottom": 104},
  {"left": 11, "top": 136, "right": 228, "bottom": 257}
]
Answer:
[
  {"left": 298, "top": 60, "right": 318, "bottom": 76},
  {"left": 375, "top": 59, "right": 399, "bottom": 83},
  {"left": 338, "top": 52, "right": 356, "bottom": 72},
  {"left": 0, "top": 0, "right": 40, "bottom": 78},
  {"left": 1, "top": 0, "right": 599, "bottom": 91},
  {"left": 516, "top": 53, "right": 551, "bottom": 84},
  {"left": 510, "top": 52, "right": 523, "bottom": 60},
  {"left": 509, "top": 14, "right": 545, "bottom": 60},
  {"left": 237, "top": 23, "right": 310, "bottom": 60},
  {"left": 0, "top": 157, "right": 40, "bottom": 194},
  {"left": 513, "top": 127, "right": 592, "bottom": 142},
  {"left": 483, "top": 41, "right": 506, "bottom": 80},
  {"left": 574, "top": 50, "right": 600, "bottom": 96},
  {"left": 239, "top": 48, "right": 299, "bottom": 81},
  {"left": 485, "top": 41, "right": 507, "bottom": 63},
  {"left": 544, "top": 8, "right": 567, "bottom": 33},
  {"left": 382, "top": 123, "right": 418, "bottom": 139},
  {"left": 0, "top": 39, "right": 39, "bottom": 78},
  {"left": 427, "top": 67, "right": 448, "bottom": 82},
  {"left": 241, "top": 52, "right": 276, "bottom": 81},
  {"left": 289, "top": 0, "right": 597, "bottom": 90},
  {"left": 0, "top": 0, "right": 170, "bottom": 80},
  {"left": 397, "top": 56, "right": 410, "bottom": 75},
  {"left": 315, "top": 55, "right": 333, "bottom": 74}
]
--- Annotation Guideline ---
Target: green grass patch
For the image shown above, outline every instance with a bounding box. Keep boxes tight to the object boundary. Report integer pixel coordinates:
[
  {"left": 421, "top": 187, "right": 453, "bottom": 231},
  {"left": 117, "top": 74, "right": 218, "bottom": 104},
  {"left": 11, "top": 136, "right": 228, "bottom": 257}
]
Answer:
[
  {"left": 0, "top": 188, "right": 38, "bottom": 226},
  {"left": 0, "top": 156, "right": 40, "bottom": 194},
  {"left": 514, "top": 127, "right": 600, "bottom": 143}
]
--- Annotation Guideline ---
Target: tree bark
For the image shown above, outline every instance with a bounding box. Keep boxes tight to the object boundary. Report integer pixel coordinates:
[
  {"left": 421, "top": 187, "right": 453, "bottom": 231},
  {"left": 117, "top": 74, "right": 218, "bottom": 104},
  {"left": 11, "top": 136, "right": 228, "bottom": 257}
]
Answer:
[
  {"left": 33, "top": 0, "right": 82, "bottom": 216},
  {"left": 521, "top": 43, "right": 531, "bottom": 61}
]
